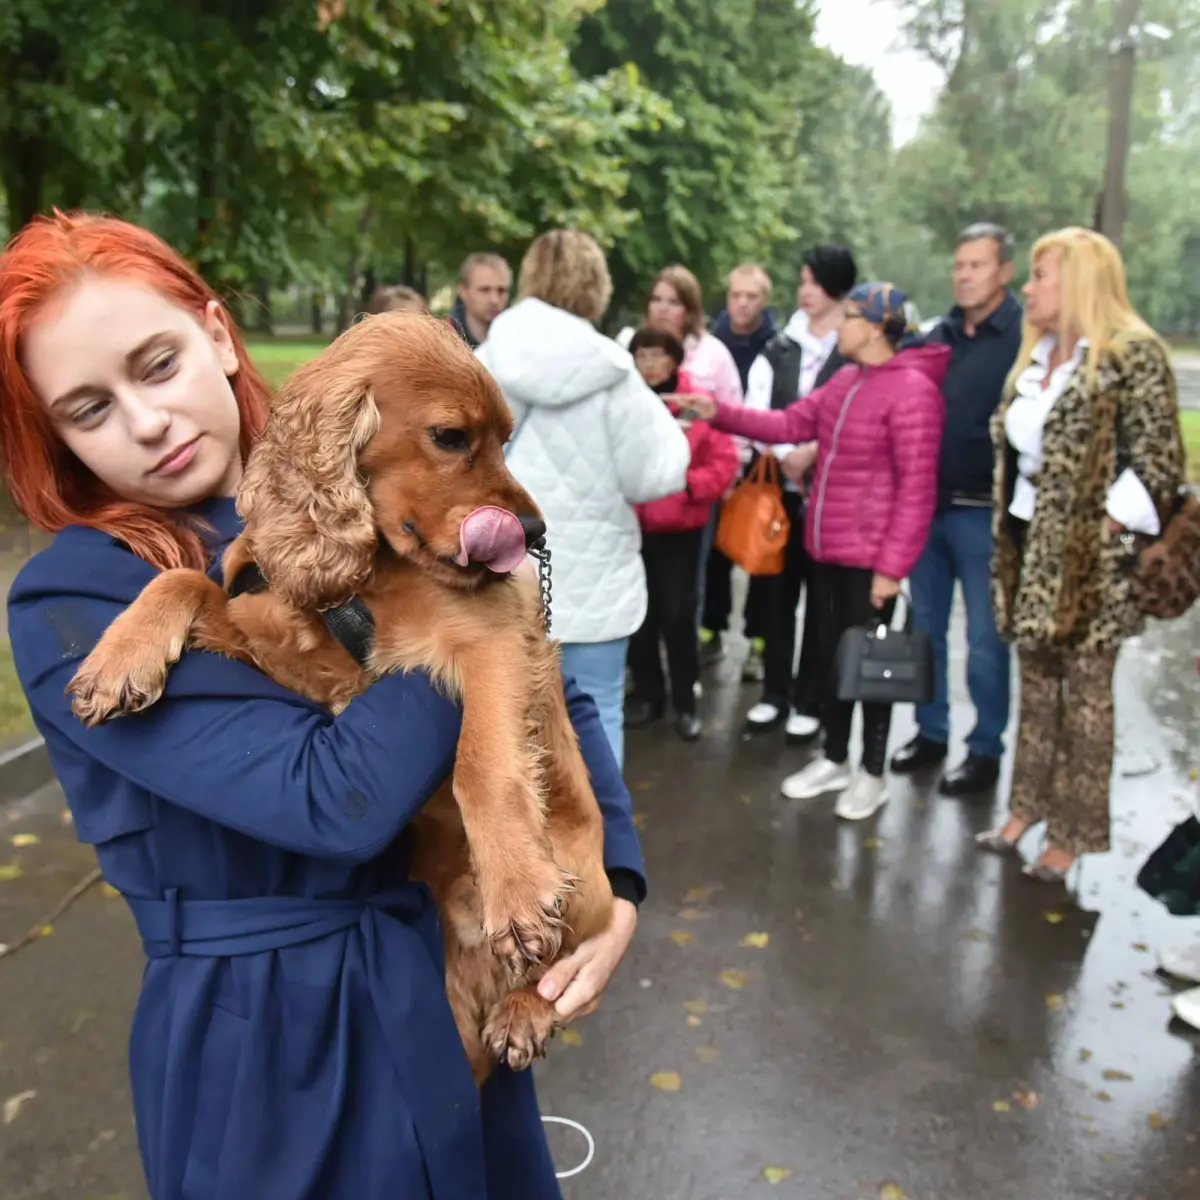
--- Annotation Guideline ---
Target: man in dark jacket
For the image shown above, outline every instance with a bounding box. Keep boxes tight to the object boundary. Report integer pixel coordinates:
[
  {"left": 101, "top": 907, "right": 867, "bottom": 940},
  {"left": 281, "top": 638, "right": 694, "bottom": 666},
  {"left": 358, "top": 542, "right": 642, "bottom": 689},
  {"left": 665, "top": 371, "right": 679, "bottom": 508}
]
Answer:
[
  {"left": 891, "top": 223, "right": 1022, "bottom": 796},
  {"left": 446, "top": 252, "right": 511, "bottom": 349},
  {"left": 701, "top": 264, "right": 778, "bottom": 674}
]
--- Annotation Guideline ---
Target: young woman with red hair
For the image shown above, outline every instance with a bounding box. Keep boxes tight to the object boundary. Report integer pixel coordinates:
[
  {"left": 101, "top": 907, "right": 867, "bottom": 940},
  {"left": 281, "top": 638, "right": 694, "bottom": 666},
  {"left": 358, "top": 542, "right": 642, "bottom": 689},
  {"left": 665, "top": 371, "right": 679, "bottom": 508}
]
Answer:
[{"left": 0, "top": 212, "right": 644, "bottom": 1200}]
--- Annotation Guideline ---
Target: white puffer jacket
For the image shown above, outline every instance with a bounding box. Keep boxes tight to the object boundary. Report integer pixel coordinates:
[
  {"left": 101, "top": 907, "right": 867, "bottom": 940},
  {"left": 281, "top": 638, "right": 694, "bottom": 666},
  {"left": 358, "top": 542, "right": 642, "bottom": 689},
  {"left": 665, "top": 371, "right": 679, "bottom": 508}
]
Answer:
[{"left": 477, "top": 298, "right": 690, "bottom": 644}]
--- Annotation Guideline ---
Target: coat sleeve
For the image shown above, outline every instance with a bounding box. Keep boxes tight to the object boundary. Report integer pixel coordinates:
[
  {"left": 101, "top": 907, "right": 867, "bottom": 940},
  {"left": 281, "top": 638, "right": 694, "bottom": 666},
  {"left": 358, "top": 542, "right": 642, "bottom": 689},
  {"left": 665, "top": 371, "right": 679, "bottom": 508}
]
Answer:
[
  {"left": 605, "top": 367, "right": 691, "bottom": 504},
  {"left": 1116, "top": 338, "right": 1185, "bottom": 517},
  {"left": 711, "top": 385, "right": 821, "bottom": 447},
  {"left": 686, "top": 426, "right": 740, "bottom": 505},
  {"left": 743, "top": 354, "right": 796, "bottom": 458},
  {"left": 875, "top": 374, "right": 945, "bottom": 581},
  {"left": 562, "top": 675, "right": 646, "bottom": 903}
]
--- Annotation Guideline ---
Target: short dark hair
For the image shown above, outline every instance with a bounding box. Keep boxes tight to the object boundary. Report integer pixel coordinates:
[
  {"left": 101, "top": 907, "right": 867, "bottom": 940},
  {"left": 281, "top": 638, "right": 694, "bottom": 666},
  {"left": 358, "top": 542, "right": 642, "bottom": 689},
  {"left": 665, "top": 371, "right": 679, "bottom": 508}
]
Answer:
[
  {"left": 628, "top": 325, "right": 685, "bottom": 365},
  {"left": 957, "top": 222, "right": 1015, "bottom": 265},
  {"left": 801, "top": 245, "right": 857, "bottom": 300}
]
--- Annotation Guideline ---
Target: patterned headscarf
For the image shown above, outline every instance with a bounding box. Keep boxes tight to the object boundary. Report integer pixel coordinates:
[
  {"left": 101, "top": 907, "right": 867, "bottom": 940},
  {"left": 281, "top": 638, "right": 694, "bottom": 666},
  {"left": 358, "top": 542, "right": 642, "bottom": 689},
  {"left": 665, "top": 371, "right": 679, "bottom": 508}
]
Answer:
[{"left": 847, "top": 282, "right": 908, "bottom": 325}]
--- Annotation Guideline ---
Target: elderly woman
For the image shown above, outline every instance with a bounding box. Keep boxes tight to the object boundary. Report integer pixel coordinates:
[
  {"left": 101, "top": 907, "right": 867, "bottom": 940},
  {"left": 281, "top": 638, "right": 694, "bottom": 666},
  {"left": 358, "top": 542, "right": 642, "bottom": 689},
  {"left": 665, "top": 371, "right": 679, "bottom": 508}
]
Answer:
[
  {"left": 477, "top": 230, "right": 690, "bottom": 767},
  {"left": 979, "top": 227, "right": 1185, "bottom": 881}
]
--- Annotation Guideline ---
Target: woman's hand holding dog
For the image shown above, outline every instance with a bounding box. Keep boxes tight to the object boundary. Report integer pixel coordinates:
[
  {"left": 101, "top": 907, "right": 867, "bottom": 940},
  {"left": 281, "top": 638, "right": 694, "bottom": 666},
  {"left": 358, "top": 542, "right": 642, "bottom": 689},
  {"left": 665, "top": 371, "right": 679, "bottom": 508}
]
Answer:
[{"left": 535, "top": 897, "right": 638, "bottom": 1022}]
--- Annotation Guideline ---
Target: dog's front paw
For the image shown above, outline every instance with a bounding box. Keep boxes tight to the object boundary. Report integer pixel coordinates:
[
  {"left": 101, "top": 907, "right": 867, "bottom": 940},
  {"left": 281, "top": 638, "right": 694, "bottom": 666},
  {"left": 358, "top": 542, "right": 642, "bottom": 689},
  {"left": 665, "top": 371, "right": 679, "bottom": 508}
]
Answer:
[
  {"left": 483, "top": 988, "right": 558, "bottom": 1072},
  {"left": 481, "top": 860, "right": 575, "bottom": 975},
  {"left": 68, "top": 643, "right": 173, "bottom": 726}
]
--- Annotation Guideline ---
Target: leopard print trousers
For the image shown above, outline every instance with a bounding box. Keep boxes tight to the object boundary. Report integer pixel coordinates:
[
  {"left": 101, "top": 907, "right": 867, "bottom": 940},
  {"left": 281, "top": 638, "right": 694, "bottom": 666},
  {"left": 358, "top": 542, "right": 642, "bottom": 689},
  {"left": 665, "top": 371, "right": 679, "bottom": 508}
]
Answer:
[{"left": 1009, "top": 645, "right": 1119, "bottom": 856}]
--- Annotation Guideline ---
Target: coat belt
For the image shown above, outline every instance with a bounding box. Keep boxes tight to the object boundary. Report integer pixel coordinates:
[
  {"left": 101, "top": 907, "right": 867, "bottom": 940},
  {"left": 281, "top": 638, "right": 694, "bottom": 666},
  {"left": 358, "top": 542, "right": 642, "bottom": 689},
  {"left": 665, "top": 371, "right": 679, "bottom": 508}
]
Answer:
[{"left": 126, "top": 887, "right": 426, "bottom": 958}]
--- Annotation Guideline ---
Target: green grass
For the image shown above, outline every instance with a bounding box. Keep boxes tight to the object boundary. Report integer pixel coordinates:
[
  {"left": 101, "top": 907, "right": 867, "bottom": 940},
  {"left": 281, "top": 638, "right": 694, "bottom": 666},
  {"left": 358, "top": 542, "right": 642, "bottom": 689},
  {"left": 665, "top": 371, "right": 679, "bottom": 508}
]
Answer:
[
  {"left": 0, "top": 642, "right": 32, "bottom": 739},
  {"left": 245, "top": 336, "right": 328, "bottom": 389},
  {"left": 1181, "top": 411, "right": 1200, "bottom": 482}
]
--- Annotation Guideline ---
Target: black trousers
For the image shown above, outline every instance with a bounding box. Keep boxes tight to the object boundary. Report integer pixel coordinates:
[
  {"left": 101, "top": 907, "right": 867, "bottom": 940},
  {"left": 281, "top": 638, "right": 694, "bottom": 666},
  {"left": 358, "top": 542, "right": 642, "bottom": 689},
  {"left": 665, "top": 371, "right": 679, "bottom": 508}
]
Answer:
[
  {"left": 758, "top": 490, "right": 821, "bottom": 716},
  {"left": 630, "top": 528, "right": 705, "bottom": 715},
  {"left": 700, "top": 505, "right": 768, "bottom": 641},
  {"left": 807, "top": 561, "right": 897, "bottom": 777}
]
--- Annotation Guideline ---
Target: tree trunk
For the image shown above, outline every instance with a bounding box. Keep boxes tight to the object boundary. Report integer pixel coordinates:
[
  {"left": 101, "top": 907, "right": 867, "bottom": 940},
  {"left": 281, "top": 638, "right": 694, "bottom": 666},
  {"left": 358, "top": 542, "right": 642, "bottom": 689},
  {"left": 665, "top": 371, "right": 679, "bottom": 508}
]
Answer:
[
  {"left": 1097, "top": 0, "right": 1142, "bottom": 249},
  {"left": 0, "top": 131, "right": 48, "bottom": 230}
]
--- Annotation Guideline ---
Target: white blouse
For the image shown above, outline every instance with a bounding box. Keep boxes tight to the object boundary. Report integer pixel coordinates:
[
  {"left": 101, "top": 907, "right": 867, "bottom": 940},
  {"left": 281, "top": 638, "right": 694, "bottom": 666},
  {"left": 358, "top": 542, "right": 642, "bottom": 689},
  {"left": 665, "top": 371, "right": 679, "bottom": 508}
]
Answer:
[{"left": 1004, "top": 335, "right": 1160, "bottom": 535}]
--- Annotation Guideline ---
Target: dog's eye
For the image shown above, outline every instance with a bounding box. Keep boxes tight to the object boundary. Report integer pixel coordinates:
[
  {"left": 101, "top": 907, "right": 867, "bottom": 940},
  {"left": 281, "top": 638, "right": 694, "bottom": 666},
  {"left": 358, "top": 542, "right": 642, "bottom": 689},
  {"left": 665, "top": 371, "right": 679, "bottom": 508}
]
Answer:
[{"left": 430, "top": 427, "right": 470, "bottom": 451}]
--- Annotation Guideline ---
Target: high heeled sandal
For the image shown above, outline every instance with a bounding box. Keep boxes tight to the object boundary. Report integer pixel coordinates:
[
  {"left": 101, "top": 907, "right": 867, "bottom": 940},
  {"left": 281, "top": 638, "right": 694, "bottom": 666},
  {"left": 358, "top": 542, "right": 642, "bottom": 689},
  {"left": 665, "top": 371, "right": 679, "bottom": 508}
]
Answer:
[{"left": 974, "top": 826, "right": 1027, "bottom": 855}]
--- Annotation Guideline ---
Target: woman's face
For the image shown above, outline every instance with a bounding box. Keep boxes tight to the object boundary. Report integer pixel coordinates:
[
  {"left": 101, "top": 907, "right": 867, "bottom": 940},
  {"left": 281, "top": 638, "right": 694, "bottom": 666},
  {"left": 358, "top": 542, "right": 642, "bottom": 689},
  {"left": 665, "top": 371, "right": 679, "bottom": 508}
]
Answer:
[
  {"left": 634, "top": 346, "right": 677, "bottom": 388},
  {"left": 797, "top": 266, "right": 838, "bottom": 320},
  {"left": 647, "top": 282, "right": 688, "bottom": 339},
  {"left": 22, "top": 275, "right": 244, "bottom": 509},
  {"left": 836, "top": 301, "right": 878, "bottom": 362},
  {"left": 1022, "top": 249, "right": 1063, "bottom": 334}
]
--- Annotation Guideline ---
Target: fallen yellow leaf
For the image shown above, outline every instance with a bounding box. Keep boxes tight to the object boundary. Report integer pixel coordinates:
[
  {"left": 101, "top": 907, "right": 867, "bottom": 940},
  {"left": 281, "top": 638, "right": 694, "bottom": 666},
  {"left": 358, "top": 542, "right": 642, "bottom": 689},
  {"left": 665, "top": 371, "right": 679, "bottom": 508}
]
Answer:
[
  {"left": 740, "top": 932, "right": 769, "bottom": 948},
  {"left": 878, "top": 1185, "right": 908, "bottom": 1200},
  {"left": 683, "top": 999, "right": 708, "bottom": 1015},
  {"left": 1044, "top": 911, "right": 1065, "bottom": 925},
  {"left": 1096, "top": 1091, "right": 1113, "bottom": 1103},
  {"left": 38, "top": 925, "right": 53, "bottom": 937},
  {"left": 0, "top": 863, "right": 22, "bottom": 883},
  {"left": 1045, "top": 993, "right": 1065, "bottom": 1012},
  {"left": 632, "top": 780, "right": 652, "bottom": 791},
  {"left": 693, "top": 1045, "right": 720, "bottom": 1064},
  {"left": 100, "top": 883, "right": 120, "bottom": 898},
  {"left": 682, "top": 885, "right": 717, "bottom": 904},
  {"left": 2, "top": 1090, "right": 35, "bottom": 1126},
  {"left": 993, "top": 1100, "right": 1012, "bottom": 1113},
  {"left": 1148, "top": 1110, "right": 1170, "bottom": 1131},
  {"left": 718, "top": 969, "right": 747, "bottom": 990},
  {"left": 632, "top": 813, "right": 649, "bottom": 829},
  {"left": 679, "top": 907, "right": 704, "bottom": 921},
  {"left": 685, "top": 1015, "right": 703, "bottom": 1028},
  {"left": 739, "top": 793, "right": 753, "bottom": 805},
  {"left": 559, "top": 1028, "right": 582, "bottom": 1047},
  {"left": 863, "top": 836, "right": 883, "bottom": 849},
  {"left": 1132, "top": 942, "right": 1149, "bottom": 953},
  {"left": 762, "top": 1166, "right": 793, "bottom": 1184},
  {"left": 1078, "top": 1048, "right": 1093, "bottom": 1062},
  {"left": 1101, "top": 1069, "right": 1132, "bottom": 1082},
  {"left": 649, "top": 1071, "right": 681, "bottom": 1093},
  {"left": 1012, "top": 1090, "right": 1040, "bottom": 1110},
  {"left": 669, "top": 931, "right": 694, "bottom": 947},
  {"left": 10, "top": 834, "right": 39, "bottom": 848}
]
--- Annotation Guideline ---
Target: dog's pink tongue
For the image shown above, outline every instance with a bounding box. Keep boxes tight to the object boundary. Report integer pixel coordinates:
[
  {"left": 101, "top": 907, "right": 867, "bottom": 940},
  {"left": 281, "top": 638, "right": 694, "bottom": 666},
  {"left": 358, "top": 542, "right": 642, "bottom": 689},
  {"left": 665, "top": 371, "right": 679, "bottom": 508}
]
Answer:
[{"left": 456, "top": 506, "right": 527, "bottom": 574}]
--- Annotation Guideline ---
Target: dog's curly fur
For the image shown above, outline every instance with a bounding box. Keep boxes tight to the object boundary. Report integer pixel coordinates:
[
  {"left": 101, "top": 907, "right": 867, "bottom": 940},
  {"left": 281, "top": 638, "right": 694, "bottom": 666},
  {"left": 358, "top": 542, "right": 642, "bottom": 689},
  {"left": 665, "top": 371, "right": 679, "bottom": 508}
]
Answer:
[{"left": 67, "top": 312, "right": 614, "bottom": 1083}]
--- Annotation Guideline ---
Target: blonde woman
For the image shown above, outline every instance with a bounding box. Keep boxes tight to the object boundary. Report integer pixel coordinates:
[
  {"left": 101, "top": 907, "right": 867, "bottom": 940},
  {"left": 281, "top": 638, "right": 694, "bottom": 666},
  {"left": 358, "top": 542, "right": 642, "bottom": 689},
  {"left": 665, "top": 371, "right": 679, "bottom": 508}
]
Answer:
[
  {"left": 979, "top": 227, "right": 1185, "bottom": 880},
  {"left": 477, "top": 230, "right": 690, "bottom": 767}
]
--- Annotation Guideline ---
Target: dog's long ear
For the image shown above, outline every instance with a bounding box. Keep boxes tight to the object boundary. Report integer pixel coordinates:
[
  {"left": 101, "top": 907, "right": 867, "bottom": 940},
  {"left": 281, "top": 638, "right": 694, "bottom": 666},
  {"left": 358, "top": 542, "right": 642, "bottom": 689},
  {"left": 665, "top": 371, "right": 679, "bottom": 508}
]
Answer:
[{"left": 238, "top": 358, "right": 381, "bottom": 610}]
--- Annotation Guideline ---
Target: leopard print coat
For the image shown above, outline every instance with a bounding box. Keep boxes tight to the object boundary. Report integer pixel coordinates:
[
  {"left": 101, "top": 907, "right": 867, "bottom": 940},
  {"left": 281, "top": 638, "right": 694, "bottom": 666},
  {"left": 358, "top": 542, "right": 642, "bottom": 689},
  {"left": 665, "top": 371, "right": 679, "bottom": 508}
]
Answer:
[{"left": 991, "top": 336, "right": 1184, "bottom": 651}]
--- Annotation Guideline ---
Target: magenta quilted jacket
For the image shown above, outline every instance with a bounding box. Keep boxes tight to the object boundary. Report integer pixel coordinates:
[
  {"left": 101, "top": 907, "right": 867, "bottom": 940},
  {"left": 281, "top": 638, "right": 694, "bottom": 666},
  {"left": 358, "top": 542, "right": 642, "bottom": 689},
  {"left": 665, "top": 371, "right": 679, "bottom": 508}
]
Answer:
[{"left": 711, "top": 343, "right": 949, "bottom": 580}]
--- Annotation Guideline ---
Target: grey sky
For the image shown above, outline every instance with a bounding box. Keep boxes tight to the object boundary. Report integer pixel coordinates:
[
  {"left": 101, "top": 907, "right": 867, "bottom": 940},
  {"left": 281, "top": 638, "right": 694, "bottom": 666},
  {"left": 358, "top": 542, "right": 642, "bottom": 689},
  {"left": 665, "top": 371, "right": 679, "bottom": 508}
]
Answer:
[{"left": 814, "top": 0, "right": 944, "bottom": 145}]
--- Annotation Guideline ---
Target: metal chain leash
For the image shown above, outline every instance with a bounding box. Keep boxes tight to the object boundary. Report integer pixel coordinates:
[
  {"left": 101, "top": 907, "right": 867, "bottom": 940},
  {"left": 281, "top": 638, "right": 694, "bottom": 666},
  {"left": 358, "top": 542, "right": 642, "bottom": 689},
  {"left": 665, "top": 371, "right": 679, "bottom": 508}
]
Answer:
[{"left": 528, "top": 538, "right": 553, "bottom": 636}]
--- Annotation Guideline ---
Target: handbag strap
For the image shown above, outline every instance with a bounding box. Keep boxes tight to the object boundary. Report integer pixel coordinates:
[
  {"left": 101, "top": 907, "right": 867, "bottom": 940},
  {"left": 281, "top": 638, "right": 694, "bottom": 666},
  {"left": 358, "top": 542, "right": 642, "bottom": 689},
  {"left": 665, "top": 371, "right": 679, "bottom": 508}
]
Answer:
[
  {"left": 747, "top": 451, "right": 782, "bottom": 488},
  {"left": 871, "top": 585, "right": 915, "bottom": 635}
]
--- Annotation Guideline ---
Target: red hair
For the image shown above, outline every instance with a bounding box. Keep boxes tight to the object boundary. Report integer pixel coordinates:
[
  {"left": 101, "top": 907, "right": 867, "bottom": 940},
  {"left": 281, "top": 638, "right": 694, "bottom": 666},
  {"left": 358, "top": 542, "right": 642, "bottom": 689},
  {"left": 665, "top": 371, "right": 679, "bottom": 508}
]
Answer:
[{"left": 0, "top": 211, "right": 269, "bottom": 571}]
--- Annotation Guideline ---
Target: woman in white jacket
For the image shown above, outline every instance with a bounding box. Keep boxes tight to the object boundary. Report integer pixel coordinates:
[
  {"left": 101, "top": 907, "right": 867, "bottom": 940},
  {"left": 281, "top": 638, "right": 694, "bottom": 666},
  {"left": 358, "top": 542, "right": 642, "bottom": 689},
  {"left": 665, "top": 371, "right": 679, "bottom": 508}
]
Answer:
[{"left": 477, "top": 230, "right": 691, "bottom": 767}]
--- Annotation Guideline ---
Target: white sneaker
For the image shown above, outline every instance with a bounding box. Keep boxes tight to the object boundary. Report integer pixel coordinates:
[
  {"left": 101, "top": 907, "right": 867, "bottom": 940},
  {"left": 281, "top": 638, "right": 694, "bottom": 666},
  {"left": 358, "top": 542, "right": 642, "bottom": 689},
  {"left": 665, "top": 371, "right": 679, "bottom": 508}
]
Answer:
[
  {"left": 835, "top": 772, "right": 890, "bottom": 821},
  {"left": 1159, "top": 941, "right": 1200, "bottom": 984},
  {"left": 1172, "top": 985, "right": 1200, "bottom": 1030},
  {"left": 786, "top": 711, "right": 821, "bottom": 740},
  {"left": 746, "top": 702, "right": 781, "bottom": 727},
  {"left": 781, "top": 757, "right": 851, "bottom": 800}
]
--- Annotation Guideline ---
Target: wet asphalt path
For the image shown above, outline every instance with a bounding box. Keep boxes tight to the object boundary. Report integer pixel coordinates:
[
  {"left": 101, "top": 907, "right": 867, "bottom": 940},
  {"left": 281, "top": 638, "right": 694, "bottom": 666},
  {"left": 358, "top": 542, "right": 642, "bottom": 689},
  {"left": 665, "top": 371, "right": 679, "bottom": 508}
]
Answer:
[{"left": 1, "top": 604, "right": 1199, "bottom": 1199}]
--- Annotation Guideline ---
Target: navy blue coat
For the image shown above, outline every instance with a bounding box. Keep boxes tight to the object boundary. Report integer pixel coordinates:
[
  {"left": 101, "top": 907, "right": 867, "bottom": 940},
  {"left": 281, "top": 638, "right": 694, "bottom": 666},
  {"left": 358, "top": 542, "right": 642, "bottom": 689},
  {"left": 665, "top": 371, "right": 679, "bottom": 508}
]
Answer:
[{"left": 7, "top": 496, "right": 646, "bottom": 1200}]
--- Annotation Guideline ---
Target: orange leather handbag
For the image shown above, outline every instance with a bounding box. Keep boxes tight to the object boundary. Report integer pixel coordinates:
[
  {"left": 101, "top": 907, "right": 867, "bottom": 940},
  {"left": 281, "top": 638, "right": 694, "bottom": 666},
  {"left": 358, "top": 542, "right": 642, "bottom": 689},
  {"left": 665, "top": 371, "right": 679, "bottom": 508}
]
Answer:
[{"left": 715, "top": 453, "right": 791, "bottom": 576}]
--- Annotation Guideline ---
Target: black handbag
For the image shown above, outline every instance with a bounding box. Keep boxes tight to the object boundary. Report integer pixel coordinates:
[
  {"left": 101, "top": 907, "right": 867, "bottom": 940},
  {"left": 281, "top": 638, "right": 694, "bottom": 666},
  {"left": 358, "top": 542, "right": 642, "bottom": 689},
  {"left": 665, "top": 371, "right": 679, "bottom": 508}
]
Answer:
[{"left": 834, "top": 593, "right": 933, "bottom": 706}]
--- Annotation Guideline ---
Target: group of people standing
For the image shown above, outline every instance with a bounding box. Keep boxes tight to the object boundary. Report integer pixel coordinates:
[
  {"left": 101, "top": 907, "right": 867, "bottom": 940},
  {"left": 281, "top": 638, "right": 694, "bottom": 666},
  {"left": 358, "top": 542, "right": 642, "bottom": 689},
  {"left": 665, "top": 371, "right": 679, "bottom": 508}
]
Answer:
[{"left": 464, "top": 226, "right": 1187, "bottom": 906}]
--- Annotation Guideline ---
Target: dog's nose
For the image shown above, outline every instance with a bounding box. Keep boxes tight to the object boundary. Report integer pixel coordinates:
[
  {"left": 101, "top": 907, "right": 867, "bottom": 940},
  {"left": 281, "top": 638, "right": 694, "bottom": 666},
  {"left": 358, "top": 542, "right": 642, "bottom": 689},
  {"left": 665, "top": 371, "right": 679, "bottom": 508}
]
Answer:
[{"left": 519, "top": 515, "right": 547, "bottom": 548}]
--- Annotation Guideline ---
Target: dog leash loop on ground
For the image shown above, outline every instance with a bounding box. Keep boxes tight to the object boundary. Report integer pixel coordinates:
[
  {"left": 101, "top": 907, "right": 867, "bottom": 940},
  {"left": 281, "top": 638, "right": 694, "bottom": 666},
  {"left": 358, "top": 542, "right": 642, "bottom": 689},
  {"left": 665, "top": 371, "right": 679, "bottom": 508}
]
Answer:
[{"left": 540, "top": 1115, "right": 595, "bottom": 1179}]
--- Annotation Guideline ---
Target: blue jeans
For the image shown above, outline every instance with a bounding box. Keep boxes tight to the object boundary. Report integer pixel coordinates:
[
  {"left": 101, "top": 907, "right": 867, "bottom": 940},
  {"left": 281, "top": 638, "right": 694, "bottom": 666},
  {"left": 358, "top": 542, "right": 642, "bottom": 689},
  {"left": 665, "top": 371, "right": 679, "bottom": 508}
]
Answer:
[
  {"left": 909, "top": 505, "right": 1011, "bottom": 759},
  {"left": 560, "top": 638, "right": 630, "bottom": 770}
]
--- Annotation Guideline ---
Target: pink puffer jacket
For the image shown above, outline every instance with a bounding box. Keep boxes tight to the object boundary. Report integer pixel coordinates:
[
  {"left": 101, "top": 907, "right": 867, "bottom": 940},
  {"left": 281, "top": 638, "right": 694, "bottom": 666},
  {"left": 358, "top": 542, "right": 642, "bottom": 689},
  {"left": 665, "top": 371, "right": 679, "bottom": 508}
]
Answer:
[{"left": 711, "top": 343, "right": 949, "bottom": 580}]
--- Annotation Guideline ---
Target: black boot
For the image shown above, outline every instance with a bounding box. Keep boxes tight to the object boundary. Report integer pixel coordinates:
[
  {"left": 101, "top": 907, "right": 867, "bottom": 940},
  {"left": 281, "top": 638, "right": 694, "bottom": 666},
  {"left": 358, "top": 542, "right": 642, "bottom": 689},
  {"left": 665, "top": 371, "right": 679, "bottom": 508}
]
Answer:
[
  {"left": 890, "top": 733, "right": 948, "bottom": 774},
  {"left": 624, "top": 699, "right": 664, "bottom": 729},
  {"left": 939, "top": 754, "right": 1000, "bottom": 797}
]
